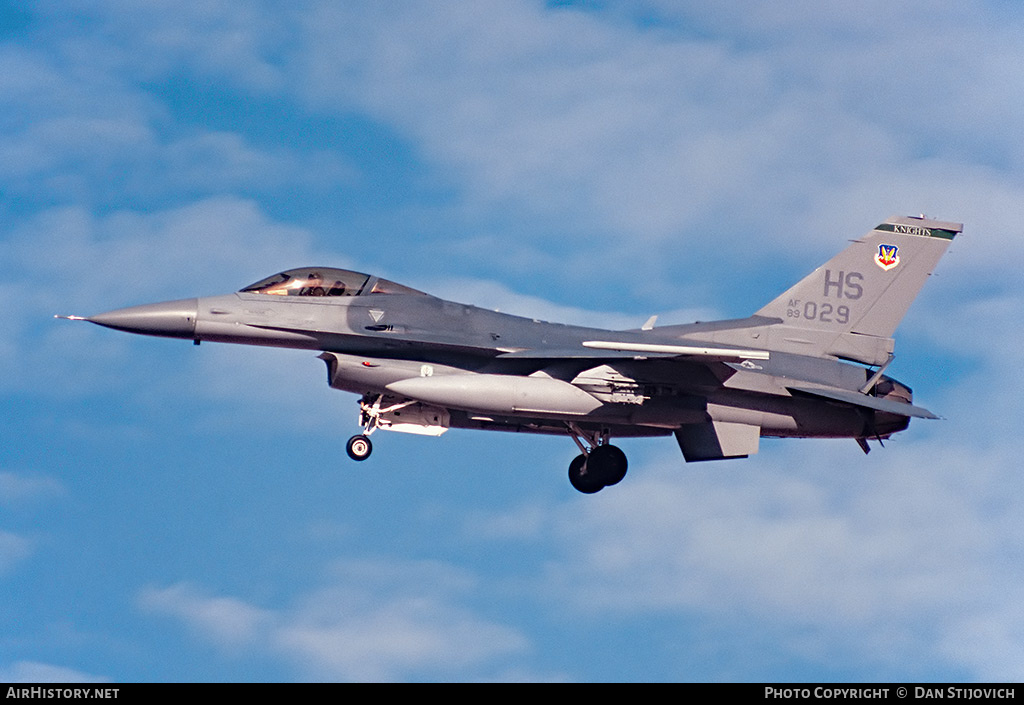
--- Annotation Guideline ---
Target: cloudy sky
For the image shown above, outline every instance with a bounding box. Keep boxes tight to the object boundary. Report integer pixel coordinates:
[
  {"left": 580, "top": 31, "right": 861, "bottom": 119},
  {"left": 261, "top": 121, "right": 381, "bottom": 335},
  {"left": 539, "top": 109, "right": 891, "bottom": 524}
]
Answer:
[{"left": 2, "top": 0, "right": 1023, "bottom": 682}]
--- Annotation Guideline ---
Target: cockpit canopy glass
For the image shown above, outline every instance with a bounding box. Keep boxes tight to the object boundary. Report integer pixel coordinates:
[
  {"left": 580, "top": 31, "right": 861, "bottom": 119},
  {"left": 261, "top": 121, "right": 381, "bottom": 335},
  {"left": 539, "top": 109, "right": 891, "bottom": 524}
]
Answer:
[{"left": 239, "top": 268, "right": 424, "bottom": 297}]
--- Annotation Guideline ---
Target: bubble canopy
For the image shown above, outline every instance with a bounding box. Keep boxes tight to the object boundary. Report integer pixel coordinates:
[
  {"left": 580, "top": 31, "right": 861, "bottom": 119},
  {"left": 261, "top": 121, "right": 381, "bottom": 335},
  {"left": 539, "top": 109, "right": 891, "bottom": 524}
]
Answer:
[{"left": 239, "top": 267, "right": 425, "bottom": 297}]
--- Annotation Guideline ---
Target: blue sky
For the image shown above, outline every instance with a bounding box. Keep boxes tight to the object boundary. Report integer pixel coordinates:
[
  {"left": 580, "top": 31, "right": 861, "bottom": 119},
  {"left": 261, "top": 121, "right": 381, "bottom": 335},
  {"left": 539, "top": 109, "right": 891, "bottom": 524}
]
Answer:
[{"left": 2, "top": 0, "right": 1024, "bottom": 682}]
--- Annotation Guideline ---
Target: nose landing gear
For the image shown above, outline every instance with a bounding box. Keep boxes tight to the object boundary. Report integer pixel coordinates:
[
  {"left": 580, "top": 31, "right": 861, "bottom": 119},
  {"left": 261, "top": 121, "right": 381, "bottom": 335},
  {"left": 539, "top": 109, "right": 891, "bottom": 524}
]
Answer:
[{"left": 345, "top": 394, "right": 409, "bottom": 462}]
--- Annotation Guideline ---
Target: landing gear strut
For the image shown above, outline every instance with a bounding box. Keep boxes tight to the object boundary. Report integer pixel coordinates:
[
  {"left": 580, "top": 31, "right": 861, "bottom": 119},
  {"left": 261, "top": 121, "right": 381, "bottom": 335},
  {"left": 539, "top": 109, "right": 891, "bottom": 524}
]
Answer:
[
  {"left": 345, "top": 394, "right": 413, "bottom": 462},
  {"left": 565, "top": 424, "right": 628, "bottom": 494}
]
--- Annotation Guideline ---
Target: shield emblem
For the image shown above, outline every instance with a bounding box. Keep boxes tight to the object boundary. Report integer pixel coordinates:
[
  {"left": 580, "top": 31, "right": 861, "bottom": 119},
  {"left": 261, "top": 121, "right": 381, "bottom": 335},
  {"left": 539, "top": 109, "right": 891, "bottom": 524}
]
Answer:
[{"left": 875, "top": 244, "right": 900, "bottom": 271}]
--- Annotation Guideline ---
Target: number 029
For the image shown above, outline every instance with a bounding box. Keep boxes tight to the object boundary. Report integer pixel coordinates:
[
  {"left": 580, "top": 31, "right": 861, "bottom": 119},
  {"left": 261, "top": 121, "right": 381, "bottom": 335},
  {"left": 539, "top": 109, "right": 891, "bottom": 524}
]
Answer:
[{"left": 787, "top": 302, "right": 850, "bottom": 324}]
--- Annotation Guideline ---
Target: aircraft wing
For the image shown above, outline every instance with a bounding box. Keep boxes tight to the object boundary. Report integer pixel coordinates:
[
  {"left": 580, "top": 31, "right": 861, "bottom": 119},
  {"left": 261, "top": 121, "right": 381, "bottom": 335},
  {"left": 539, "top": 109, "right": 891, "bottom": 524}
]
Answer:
[{"left": 787, "top": 385, "right": 939, "bottom": 419}]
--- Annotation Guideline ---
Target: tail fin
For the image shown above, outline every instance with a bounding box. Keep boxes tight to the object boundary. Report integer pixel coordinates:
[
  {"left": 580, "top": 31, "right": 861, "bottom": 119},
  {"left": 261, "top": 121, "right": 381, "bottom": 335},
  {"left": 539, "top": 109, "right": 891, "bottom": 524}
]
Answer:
[{"left": 754, "top": 215, "right": 961, "bottom": 365}]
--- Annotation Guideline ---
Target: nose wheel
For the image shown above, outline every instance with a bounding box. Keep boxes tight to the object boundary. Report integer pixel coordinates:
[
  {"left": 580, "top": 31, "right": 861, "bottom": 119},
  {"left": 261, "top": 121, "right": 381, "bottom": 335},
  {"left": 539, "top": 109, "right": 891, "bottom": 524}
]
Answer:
[{"left": 346, "top": 434, "right": 373, "bottom": 461}]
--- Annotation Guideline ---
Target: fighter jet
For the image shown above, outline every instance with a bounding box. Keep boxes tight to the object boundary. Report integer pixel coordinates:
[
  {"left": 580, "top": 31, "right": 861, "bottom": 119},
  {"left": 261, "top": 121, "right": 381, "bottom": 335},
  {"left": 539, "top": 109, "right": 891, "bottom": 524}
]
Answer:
[{"left": 62, "top": 215, "right": 960, "bottom": 493}]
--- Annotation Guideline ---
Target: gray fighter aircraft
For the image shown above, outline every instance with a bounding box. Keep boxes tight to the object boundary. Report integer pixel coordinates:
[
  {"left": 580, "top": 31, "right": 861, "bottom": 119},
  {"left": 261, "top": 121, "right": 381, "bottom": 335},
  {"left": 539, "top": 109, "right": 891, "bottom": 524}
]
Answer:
[{"left": 62, "top": 215, "right": 960, "bottom": 493}]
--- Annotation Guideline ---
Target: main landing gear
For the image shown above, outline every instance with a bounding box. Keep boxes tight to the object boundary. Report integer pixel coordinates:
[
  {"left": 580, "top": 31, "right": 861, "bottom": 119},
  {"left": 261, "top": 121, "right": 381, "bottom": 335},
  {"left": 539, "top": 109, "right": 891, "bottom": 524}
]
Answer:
[{"left": 565, "top": 423, "right": 627, "bottom": 494}]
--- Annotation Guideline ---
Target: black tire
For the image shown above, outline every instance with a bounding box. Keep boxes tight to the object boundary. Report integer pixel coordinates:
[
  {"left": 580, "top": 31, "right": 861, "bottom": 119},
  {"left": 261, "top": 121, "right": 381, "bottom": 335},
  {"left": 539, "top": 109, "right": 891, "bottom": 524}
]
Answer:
[
  {"left": 568, "top": 454, "right": 603, "bottom": 494},
  {"left": 587, "top": 445, "right": 628, "bottom": 486},
  {"left": 346, "top": 434, "right": 373, "bottom": 461}
]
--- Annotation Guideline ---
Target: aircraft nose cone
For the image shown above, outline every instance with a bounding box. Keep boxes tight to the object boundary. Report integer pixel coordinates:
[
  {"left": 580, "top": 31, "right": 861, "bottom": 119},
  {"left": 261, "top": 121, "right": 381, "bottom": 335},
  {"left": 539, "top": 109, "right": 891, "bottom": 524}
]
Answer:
[{"left": 87, "top": 298, "right": 198, "bottom": 339}]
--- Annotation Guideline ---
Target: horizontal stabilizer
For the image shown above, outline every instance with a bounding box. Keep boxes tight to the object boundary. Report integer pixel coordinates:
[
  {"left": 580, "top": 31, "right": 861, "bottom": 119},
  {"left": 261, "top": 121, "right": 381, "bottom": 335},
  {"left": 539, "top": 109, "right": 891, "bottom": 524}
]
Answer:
[{"left": 787, "top": 385, "right": 938, "bottom": 419}]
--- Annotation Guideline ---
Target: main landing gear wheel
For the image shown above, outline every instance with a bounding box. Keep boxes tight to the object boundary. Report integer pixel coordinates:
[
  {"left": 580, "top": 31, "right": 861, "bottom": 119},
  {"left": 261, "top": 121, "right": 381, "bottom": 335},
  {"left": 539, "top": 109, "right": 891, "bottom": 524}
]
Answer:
[
  {"left": 567, "top": 445, "right": 628, "bottom": 494},
  {"left": 568, "top": 454, "right": 603, "bottom": 494},
  {"left": 346, "top": 434, "right": 373, "bottom": 461},
  {"left": 588, "top": 444, "right": 628, "bottom": 486}
]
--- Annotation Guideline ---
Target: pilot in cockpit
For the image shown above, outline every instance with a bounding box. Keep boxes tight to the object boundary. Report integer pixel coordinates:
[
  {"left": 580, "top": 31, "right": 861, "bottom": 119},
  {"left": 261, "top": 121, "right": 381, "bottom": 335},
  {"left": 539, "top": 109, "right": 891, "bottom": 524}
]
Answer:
[{"left": 300, "top": 272, "right": 326, "bottom": 296}]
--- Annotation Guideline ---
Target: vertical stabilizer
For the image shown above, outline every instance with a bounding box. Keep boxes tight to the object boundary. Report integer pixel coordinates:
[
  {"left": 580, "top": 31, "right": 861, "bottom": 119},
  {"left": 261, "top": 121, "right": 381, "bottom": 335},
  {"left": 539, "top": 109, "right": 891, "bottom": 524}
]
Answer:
[{"left": 752, "top": 216, "right": 961, "bottom": 364}]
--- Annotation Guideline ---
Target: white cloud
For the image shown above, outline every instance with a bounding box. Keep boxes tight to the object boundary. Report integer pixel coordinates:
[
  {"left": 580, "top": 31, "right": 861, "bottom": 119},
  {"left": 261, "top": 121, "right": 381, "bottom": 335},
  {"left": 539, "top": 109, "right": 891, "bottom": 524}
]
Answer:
[
  {"left": 35, "top": 0, "right": 292, "bottom": 90},
  {"left": 5, "top": 198, "right": 317, "bottom": 309},
  {"left": 288, "top": 0, "right": 1024, "bottom": 264},
  {"left": 0, "top": 473, "right": 65, "bottom": 574},
  {"left": 527, "top": 387, "right": 1024, "bottom": 680},
  {"left": 11, "top": 2, "right": 1022, "bottom": 290},
  {"left": 140, "top": 558, "right": 529, "bottom": 681},
  {"left": 158, "top": 131, "right": 354, "bottom": 196},
  {"left": 0, "top": 472, "right": 65, "bottom": 505},
  {"left": 296, "top": 2, "right": 775, "bottom": 240},
  {"left": 939, "top": 605, "right": 1024, "bottom": 682},
  {"left": 0, "top": 661, "right": 109, "bottom": 684},
  {"left": 139, "top": 583, "right": 272, "bottom": 647},
  {"left": 0, "top": 198, "right": 320, "bottom": 398},
  {"left": 0, "top": 530, "right": 32, "bottom": 573},
  {"left": 463, "top": 502, "right": 551, "bottom": 543},
  {"left": 0, "top": 108, "right": 351, "bottom": 207},
  {"left": 0, "top": 18, "right": 352, "bottom": 208},
  {"left": 276, "top": 588, "right": 526, "bottom": 681}
]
